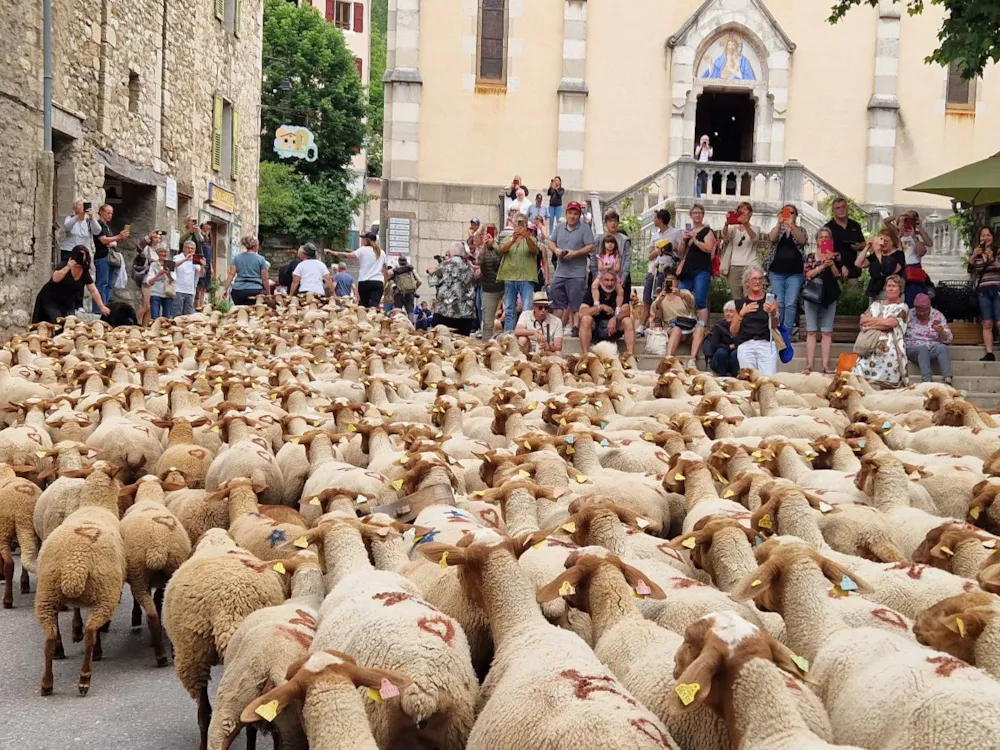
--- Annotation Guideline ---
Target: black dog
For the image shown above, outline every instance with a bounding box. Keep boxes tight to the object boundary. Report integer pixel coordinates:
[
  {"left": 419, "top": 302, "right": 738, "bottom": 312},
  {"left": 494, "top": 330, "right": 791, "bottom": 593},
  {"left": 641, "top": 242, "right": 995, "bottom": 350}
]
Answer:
[{"left": 102, "top": 301, "right": 139, "bottom": 327}]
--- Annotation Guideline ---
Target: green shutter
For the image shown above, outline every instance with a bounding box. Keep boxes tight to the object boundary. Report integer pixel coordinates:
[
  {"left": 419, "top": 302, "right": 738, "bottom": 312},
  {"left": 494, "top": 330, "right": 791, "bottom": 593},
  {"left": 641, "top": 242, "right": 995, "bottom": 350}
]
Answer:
[
  {"left": 234, "top": 0, "right": 241, "bottom": 37},
  {"left": 215, "top": 0, "right": 224, "bottom": 21},
  {"left": 231, "top": 109, "right": 240, "bottom": 181},
  {"left": 212, "top": 95, "right": 223, "bottom": 173}
]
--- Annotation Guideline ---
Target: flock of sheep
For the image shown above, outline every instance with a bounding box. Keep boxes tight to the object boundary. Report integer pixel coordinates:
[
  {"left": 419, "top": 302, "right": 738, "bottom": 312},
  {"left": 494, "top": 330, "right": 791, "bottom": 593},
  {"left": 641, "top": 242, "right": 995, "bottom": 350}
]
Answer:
[{"left": 3, "top": 297, "right": 1000, "bottom": 750}]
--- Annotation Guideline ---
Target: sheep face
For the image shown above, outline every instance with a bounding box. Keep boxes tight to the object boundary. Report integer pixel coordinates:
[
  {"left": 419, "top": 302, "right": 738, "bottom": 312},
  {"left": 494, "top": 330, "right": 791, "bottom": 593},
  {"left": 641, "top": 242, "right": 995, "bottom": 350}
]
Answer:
[
  {"left": 911, "top": 523, "right": 992, "bottom": 571},
  {"left": 913, "top": 592, "right": 997, "bottom": 666}
]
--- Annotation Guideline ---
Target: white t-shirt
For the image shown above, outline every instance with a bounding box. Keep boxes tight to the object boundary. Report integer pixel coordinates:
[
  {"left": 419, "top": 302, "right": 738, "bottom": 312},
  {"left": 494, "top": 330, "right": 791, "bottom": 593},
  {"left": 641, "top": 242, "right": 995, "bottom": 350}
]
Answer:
[
  {"left": 172, "top": 254, "right": 201, "bottom": 295},
  {"left": 293, "top": 258, "right": 330, "bottom": 294},
  {"left": 516, "top": 310, "right": 564, "bottom": 351},
  {"left": 901, "top": 236, "right": 920, "bottom": 265},
  {"left": 650, "top": 228, "right": 685, "bottom": 271},
  {"left": 510, "top": 197, "right": 532, "bottom": 216},
  {"left": 356, "top": 246, "right": 387, "bottom": 282}
]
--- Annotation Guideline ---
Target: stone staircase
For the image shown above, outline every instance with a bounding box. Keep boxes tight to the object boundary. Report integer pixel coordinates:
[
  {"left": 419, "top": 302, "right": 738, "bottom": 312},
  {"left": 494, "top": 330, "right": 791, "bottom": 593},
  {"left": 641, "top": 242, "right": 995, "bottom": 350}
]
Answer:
[{"left": 560, "top": 337, "right": 1000, "bottom": 408}]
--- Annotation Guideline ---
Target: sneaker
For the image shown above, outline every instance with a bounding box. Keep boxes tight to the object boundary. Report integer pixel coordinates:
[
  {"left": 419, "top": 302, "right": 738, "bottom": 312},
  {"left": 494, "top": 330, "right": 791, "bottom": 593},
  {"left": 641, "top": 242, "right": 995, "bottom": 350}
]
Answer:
[
  {"left": 636, "top": 325, "right": 646, "bottom": 337},
  {"left": 570, "top": 327, "right": 579, "bottom": 338},
  {"left": 982, "top": 353, "right": 996, "bottom": 362}
]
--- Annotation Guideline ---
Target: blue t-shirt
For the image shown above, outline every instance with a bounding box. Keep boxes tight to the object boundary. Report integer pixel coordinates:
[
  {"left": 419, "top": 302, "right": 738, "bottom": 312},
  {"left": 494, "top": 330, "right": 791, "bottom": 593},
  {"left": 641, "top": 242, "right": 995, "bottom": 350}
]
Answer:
[
  {"left": 231, "top": 252, "right": 268, "bottom": 291},
  {"left": 333, "top": 271, "right": 354, "bottom": 297}
]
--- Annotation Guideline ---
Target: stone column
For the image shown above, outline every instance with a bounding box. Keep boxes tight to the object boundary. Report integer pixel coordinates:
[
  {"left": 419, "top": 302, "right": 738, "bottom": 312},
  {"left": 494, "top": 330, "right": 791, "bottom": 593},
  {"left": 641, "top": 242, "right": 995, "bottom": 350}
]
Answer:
[
  {"left": 382, "top": 0, "right": 422, "bottom": 182},
  {"left": 556, "top": 0, "right": 588, "bottom": 189},
  {"left": 865, "top": 1, "right": 901, "bottom": 208}
]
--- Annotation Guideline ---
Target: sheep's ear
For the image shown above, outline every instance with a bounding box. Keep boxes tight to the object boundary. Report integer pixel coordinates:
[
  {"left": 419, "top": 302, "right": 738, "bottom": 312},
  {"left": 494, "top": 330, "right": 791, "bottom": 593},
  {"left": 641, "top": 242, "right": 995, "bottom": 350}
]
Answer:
[
  {"left": 536, "top": 567, "right": 586, "bottom": 604},
  {"left": 666, "top": 530, "right": 704, "bottom": 551},
  {"left": 942, "top": 610, "right": 991, "bottom": 641},
  {"left": 978, "top": 563, "right": 1000, "bottom": 594},
  {"left": 117, "top": 483, "right": 140, "bottom": 498},
  {"left": 523, "top": 527, "right": 557, "bottom": 550},
  {"left": 667, "top": 646, "right": 723, "bottom": 715},
  {"left": 417, "top": 542, "right": 465, "bottom": 567},
  {"left": 252, "top": 483, "right": 269, "bottom": 495},
  {"left": 344, "top": 663, "right": 413, "bottom": 694},
  {"left": 618, "top": 561, "right": 667, "bottom": 600},
  {"left": 239, "top": 679, "right": 303, "bottom": 725},
  {"left": 818, "top": 555, "right": 873, "bottom": 595},
  {"left": 161, "top": 481, "right": 187, "bottom": 492},
  {"left": 731, "top": 561, "right": 777, "bottom": 603},
  {"left": 901, "top": 462, "right": 932, "bottom": 479},
  {"left": 768, "top": 636, "right": 817, "bottom": 685}
]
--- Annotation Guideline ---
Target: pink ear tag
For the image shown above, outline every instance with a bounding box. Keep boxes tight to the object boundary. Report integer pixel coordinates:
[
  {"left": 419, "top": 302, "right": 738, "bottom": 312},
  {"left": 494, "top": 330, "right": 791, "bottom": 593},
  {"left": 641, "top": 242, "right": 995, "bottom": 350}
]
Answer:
[{"left": 379, "top": 678, "right": 400, "bottom": 699}]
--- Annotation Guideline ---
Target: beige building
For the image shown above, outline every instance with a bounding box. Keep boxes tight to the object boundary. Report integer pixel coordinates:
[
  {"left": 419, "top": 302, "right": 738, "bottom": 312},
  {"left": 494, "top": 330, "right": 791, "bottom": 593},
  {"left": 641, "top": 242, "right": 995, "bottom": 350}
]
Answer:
[
  {"left": 0, "top": 0, "right": 263, "bottom": 334},
  {"left": 381, "top": 0, "right": 997, "bottom": 277}
]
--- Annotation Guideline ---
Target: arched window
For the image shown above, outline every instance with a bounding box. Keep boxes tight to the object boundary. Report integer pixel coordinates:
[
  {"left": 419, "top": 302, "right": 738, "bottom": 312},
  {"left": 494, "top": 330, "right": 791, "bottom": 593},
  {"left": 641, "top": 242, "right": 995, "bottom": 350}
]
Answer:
[{"left": 477, "top": 0, "right": 508, "bottom": 85}]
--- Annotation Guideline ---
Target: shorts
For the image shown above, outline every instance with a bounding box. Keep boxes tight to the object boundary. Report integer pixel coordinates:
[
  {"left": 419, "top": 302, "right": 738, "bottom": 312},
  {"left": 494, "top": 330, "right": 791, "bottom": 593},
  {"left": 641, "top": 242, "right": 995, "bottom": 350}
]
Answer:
[
  {"left": 549, "top": 276, "right": 587, "bottom": 312},
  {"left": 642, "top": 271, "right": 664, "bottom": 306},
  {"left": 678, "top": 271, "right": 711, "bottom": 311},
  {"left": 803, "top": 299, "right": 837, "bottom": 333},
  {"left": 979, "top": 287, "right": 1000, "bottom": 323},
  {"left": 593, "top": 317, "right": 623, "bottom": 341}
]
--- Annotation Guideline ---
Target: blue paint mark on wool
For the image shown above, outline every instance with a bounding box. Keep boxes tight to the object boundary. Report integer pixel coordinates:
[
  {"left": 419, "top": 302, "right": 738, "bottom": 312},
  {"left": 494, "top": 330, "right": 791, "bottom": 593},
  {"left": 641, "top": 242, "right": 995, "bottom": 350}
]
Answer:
[{"left": 268, "top": 529, "right": 287, "bottom": 547}]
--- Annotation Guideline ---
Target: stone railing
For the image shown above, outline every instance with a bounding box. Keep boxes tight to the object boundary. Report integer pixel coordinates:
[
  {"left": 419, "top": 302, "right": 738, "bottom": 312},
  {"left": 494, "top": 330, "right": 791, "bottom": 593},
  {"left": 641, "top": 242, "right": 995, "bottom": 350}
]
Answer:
[{"left": 920, "top": 214, "right": 969, "bottom": 282}]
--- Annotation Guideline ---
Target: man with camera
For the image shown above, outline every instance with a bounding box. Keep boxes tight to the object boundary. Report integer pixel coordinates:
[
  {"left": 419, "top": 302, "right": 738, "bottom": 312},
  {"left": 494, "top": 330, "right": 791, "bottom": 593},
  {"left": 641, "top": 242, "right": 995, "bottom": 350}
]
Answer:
[
  {"left": 172, "top": 240, "right": 205, "bottom": 316},
  {"left": 59, "top": 200, "right": 102, "bottom": 267},
  {"left": 94, "top": 204, "right": 130, "bottom": 313},
  {"left": 498, "top": 214, "right": 541, "bottom": 332},
  {"left": 514, "top": 291, "right": 563, "bottom": 355}
]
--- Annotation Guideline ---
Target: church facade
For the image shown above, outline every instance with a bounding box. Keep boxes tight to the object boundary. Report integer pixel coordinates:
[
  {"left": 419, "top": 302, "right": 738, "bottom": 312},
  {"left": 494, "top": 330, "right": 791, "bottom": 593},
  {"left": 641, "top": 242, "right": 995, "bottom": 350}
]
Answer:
[{"left": 380, "top": 0, "right": 998, "bottom": 269}]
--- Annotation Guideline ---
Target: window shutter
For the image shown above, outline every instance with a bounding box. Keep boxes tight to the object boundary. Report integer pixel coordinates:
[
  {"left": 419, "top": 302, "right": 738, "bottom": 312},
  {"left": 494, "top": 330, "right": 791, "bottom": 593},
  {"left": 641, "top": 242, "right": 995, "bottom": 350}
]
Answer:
[
  {"left": 212, "top": 95, "right": 223, "bottom": 173},
  {"left": 234, "top": 0, "right": 241, "bottom": 37},
  {"left": 231, "top": 109, "right": 240, "bottom": 181},
  {"left": 215, "top": 0, "right": 224, "bottom": 21},
  {"left": 326, "top": 0, "right": 334, "bottom": 22},
  {"left": 353, "top": 3, "right": 364, "bottom": 33},
  {"left": 355, "top": 57, "right": 363, "bottom": 79}
]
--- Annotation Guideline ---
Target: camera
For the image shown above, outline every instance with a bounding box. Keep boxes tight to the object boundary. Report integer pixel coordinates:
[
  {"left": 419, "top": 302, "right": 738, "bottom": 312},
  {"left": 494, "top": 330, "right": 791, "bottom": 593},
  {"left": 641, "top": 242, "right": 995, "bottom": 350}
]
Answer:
[
  {"left": 433, "top": 255, "right": 444, "bottom": 263},
  {"left": 83, "top": 202, "right": 92, "bottom": 211}
]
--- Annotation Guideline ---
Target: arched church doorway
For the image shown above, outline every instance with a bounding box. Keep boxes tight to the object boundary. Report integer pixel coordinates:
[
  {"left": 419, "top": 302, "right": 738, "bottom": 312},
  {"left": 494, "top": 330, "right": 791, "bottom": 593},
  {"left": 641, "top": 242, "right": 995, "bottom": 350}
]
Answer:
[{"left": 694, "top": 89, "right": 755, "bottom": 195}]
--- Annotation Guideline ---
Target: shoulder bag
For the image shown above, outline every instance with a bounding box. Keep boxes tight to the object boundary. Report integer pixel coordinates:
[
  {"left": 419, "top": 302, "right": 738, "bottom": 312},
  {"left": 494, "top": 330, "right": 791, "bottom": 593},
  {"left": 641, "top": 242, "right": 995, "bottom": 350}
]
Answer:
[
  {"left": 853, "top": 302, "right": 882, "bottom": 356},
  {"left": 801, "top": 274, "right": 824, "bottom": 305}
]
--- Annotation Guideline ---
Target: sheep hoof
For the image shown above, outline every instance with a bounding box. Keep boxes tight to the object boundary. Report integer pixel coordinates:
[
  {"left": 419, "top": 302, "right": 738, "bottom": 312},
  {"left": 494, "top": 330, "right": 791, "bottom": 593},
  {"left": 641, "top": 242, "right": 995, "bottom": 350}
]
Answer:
[
  {"left": 78, "top": 676, "right": 91, "bottom": 695},
  {"left": 155, "top": 655, "right": 168, "bottom": 668},
  {"left": 54, "top": 647, "right": 65, "bottom": 660},
  {"left": 2, "top": 601, "right": 11, "bottom": 609},
  {"left": 40, "top": 686, "right": 53, "bottom": 696}
]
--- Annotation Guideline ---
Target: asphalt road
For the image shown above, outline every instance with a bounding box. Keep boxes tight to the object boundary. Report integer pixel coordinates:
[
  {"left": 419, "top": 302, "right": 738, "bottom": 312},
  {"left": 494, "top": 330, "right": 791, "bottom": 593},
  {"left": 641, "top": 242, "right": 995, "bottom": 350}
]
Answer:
[{"left": 0, "top": 558, "right": 247, "bottom": 750}]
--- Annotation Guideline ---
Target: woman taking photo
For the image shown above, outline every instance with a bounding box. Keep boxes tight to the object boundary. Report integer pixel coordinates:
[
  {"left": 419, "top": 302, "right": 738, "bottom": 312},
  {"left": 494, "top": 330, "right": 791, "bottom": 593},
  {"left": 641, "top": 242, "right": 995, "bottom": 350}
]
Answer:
[
  {"left": 329, "top": 231, "right": 389, "bottom": 308},
  {"left": 719, "top": 201, "right": 758, "bottom": 299},
  {"left": 676, "top": 204, "right": 716, "bottom": 364},
  {"left": 547, "top": 176, "right": 565, "bottom": 233},
  {"left": 968, "top": 226, "right": 1000, "bottom": 361},
  {"left": 32, "top": 246, "right": 110, "bottom": 324},
  {"left": 852, "top": 275, "right": 908, "bottom": 387},
  {"left": 801, "top": 227, "right": 847, "bottom": 374},
  {"left": 223, "top": 236, "right": 269, "bottom": 306},
  {"left": 765, "top": 203, "right": 808, "bottom": 330},
  {"left": 145, "top": 245, "right": 175, "bottom": 319},
  {"left": 855, "top": 228, "right": 904, "bottom": 301},
  {"left": 889, "top": 210, "right": 933, "bottom": 306}
]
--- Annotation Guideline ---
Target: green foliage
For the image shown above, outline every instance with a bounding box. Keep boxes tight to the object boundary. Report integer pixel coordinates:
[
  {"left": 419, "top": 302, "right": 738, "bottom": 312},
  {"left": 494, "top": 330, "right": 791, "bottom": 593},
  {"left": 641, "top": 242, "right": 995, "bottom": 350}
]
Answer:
[
  {"left": 262, "top": 0, "right": 366, "bottom": 178},
  {"left": 208, "top": 278, "right": 232, "bottom": 314},
  {"left": 258, "top": 161, "right": 367, "bottom": 245},
  {"left": 366, "top": 25, "right": 387, "bottom": 176},
  {"left": 948, "top": 206, "right": 976, "bottom": 251},
  {"left": 708, "top": 276, "right": 731, "bottom": 313},
  {"left": 828, "top": 0, "right": 1000, "bottom": 78},
  {"left": 838, "top": 271, "right": 872, "bottom": 316},
  {"left": 821, "top": 196, "right": 872, "bottom": 236},
  {"left": 258, "top": 162, "right": 300, "bottom": 236}
]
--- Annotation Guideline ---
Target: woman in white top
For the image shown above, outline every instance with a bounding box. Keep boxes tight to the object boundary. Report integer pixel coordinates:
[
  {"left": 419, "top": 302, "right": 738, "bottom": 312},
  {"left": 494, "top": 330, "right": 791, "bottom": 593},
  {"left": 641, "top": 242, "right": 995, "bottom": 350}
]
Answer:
[
  {"left": 290, "top": 243, "right": 333, "bottom": 297},
  {"left": 328, "top": 231, "right": 388, "bottom": 308},
  {"left": 172, "top": 239, "right": 205, "bottom": 317},
  {"left": 719, "top": 201, "right": 759, "bottom": 299},
  {"left": 145, "top": 244, "right": 176, "bottom": 320},
  {"left": 694, "top": 135, "right": 713, "bottom": 198}
]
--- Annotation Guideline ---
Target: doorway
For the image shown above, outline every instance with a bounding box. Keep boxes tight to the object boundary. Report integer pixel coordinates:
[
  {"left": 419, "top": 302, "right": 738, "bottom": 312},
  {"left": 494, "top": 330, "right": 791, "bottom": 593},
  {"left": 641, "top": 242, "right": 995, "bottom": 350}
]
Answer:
[{"left": 695, "top": 90, "right": 755, "bottom": 163}]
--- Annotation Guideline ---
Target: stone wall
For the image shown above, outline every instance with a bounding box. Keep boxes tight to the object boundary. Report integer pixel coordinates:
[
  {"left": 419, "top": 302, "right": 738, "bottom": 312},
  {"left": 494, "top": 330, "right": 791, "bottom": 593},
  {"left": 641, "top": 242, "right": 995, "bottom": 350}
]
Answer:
[{"left": 0, "top": 0, "right": 262, "bottom": 335}]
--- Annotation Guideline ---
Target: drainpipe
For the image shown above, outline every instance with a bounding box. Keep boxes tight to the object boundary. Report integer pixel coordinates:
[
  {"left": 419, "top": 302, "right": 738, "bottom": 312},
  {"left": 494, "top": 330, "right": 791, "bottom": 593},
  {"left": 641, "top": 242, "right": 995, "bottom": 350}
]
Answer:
[{"left": 43, "top": 0, "right": 52, "bottom": 150}]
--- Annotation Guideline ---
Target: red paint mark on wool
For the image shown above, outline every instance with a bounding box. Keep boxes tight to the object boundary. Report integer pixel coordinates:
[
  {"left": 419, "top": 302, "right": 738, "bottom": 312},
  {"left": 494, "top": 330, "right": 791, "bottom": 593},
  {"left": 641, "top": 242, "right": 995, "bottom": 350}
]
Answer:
[
  {"left": 927, "top": 655, "right": 968, "bottom": 677},
  {"left": 888, "top": 562, "right": 926, "bottom": 580},
  {"left": 276, "top": 625, "right": 313, "bottom": 648},
  {"left": 560, "top": 670, "right": 636, "bottom": 707},
  {"left": 73, "top": 525, "right": 102, "bottom": 542},
  {"left": 373, "top": 592, "right": 413, "bottom": 607},
  {"left": 289, "top": 609, "right": 317, "bottom": 630},
  {"left": 963, "top": 581, "right": 978, "bottom": 593},
  {"left": 239, "top": 558, "right": 269, "bottom": 573},
  {"left": 871, "top": 608, "right": 908, "bottom": 630},
  {"left": 670, "top": 578, "right": 704, "bottom": 589},
  {"left": 480, "top": 509, "right": 501, "bottom": 528},
  {"left": 630, "top": 718, "right": 675, "bottom": 747},
  {"left": 417, "top": 615, "right": 455, "bottom": 644},
  {"left": 152, "top": 516, "right": 178, "bottom": 531}
]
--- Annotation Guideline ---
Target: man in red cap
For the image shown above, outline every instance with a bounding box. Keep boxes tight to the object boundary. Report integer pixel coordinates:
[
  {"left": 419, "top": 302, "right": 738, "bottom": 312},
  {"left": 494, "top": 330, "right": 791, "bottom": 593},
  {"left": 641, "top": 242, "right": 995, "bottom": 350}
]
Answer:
[{"left": 546, "top": 200, "right": 595, "bottom": 335}]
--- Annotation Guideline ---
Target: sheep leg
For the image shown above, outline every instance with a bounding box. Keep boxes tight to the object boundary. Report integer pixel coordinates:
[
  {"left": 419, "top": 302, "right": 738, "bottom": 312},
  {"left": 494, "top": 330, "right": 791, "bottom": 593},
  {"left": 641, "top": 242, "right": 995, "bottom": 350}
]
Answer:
[
  {"left": 246, "top": 724, "right": 256, "bottom": 750},
  {"left": 198, "top": 686, "right": 212, "bottom": 750},
  {"left": 79, "top": 605, "right": 113, "bottom": 695},
  {"left": 41, "top": 634, "right": 56, "bottom": 696},
  {"left": 71, "top": 608, "right": 83, "bottom": 642},
  {"left": 20, "top": 565, "right": 29, "bottom": 594},
  {"left": 1, "top": 549, "right": 13, "bottom": 608},
  {"left": 93, "top": 628, "right": 103, "bottom": 661},
  {"left": 131, "top": 599, "right": 142, "bottom": 629},
  {"left": 54, "top": 615, "right": 66, "bottom": 660},
  {"left": 153, "top": 586, "right": 164, "bottom": 618}
]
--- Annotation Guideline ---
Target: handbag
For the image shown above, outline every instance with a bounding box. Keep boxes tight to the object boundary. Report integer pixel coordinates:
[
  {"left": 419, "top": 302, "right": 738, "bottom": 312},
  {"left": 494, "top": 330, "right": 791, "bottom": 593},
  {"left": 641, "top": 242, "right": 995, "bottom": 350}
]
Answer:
[
  {"left": 853, "top": 302, "right": 883, "bottom": 356},
  {"left": 904, "top": 265, "right": 930, "bottom": 285},
  {"left": 674, "top": 316, "right": 698, "bottom": 333},
  {"left": 801, "top": 275, "right": 824, "bottom": 305},
  {"left": 711, "top": 253, "right": 722, "bottom": 277},
  {"left": 108, "top": 248, "right": 124, "bottom": 269},
  {"left": 164, "top": 275, "right": 176, "bottom": 299},
  {"left": 644, "top": 328, "right": 668, "bottom": 356}
]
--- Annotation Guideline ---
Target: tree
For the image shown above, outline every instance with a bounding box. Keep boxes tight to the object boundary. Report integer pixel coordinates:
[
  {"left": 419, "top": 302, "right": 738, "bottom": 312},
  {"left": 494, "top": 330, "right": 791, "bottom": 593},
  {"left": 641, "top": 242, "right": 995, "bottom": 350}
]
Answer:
[
  {"left": 261, "top": 0, "right": 366, "bottom": 178},
  {"left": 258, "top": 162, "right": 366, "bottom": 247},
  {"left": 367, "top": 0, "right": 388, "bottom": 176},
  {"left": 828, "top": 0, "right": 1000, "bottom": 78}
]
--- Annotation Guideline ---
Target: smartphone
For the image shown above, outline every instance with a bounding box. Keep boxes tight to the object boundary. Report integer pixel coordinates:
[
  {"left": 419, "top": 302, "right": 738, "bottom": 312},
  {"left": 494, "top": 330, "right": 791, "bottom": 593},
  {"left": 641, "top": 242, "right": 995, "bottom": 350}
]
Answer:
[
  {"left": 901, "top": 217, "right": 914, "bottom": 233},
  {"left": 727, "top": 211, "right": 740, "bottom": 225},
  {"left": 123, "top": 224, "right": 131, "bottom": 233},
  {"left": 486, "top": 224, "right": 497, "bottom": 239},
  {"left": 164, "top": 259, "right": 176, "bottom": 272},
  {"left": 193, "top": 253, "right": 204, "bottom": 264},
  {"left": 83, "top": 201, "right": 92, "bottom": 211},
  {"left": 685, "top": 223, "right": 693, "bottom": 231},
  {"left": 780, "top": 207, "right": 792, "bottom": 223},
  {"left": 818, "top": 238, "right": 834, "bottom": 255},
  {"left": 765, "top": 292, "right": 776, "bottom": 306}
]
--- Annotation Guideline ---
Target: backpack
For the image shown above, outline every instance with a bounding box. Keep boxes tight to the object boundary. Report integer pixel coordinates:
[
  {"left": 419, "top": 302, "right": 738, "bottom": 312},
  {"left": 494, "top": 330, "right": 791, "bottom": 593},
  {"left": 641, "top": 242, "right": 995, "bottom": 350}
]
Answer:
[
  {"left": 131, "top": 250, "right": 150, "bottom": 286},
  {"left": 279, "top": 259, "right": 300, "bottom": 290},
  {"left": 395, "top": 268, "right": 418, "bottom": 294}
]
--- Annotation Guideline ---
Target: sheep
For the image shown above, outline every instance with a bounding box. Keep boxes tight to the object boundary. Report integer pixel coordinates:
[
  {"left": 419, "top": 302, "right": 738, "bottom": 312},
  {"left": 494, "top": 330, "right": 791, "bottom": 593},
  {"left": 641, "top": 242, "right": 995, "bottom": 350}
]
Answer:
[
  {"left": 879, "top": 420, "right": 1000, "bottom": 462},
  {"left": 118, "top": 475, "right": 192, "bottom": 666},
  {"left": 163, "top": 530, "right": 302, "bottom": 749},
  {"left": 663, "top": 451, "right": 752, "bottom": 533},
  {"left": 204, "top": 410, "right": 287, "bottom": 506},
  {"left": 162, "top": 471, "right": 231, "bottom": 545},
  {"left": 85, "top": 394, "right": 165, "bottom": 482},
  {"left": 32, "top": 441, "right": 98, "bottom": 541},
  {"left": 668, "top": 612, "right": 860, "bottom": 750},
  {"left": 34, "top": 462, "right": 127, "bottom": 696},
  {"left": 207, "top": 550, "right": 325, "bottom": 750},
  {"left": 239, "top": 651, "right": 412, "bottom": 750},
  {"left": 0, "top": 463, "right": 42, "bottom": 607},
  {"left": 731, "top": 538, "right": 1000, "bottom": 749},
  {"left": 152, "top": 416, "right": 215, "bottom": 488},
  {"left": 220, "top": 478, "right": 313, "bottom": 561},
  {"left": 732, "top": 413, "right": 837, "bottom": 441},
  {"left": 913, "top": 592, "right": 1000, "bottom": 680},
  {"left": 910, "top": 522, "right": 999, "bottom": 579},
  {"left": 420, "top": 533, "right": 683, "bottom": 750}
]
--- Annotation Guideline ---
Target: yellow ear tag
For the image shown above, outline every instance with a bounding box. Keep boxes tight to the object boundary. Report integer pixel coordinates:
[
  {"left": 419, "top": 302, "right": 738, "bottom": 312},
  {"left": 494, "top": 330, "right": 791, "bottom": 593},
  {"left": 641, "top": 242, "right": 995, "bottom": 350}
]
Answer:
[
  {"left": 723, "top": 489, "right": 735, "bottom": 499},
  {"left": 36, "top": 451, "right": 48, "bottom": 458},
  {"left": 642, "top": 433, "right": 654, "bottom": 441},
  {"left": 439, "top": 551, "right": 449, "bottom": 569},
  {"left": 365, "top": 687, "right": 384, "bottom": 703},
  {"left": 818, "top": 501, "right": 833, "bottom": 513},
  {"left": 294, "top": 537, "right": 308, "bottom": 549},
  {"left": 518, "top": 469, "right": 531, "bottom": 478},
  {"left": 790, "top": 654, "right": 810, "bottom": 673},
  {"left": 524, "top": 441, "right": 532, "bottom": 450},
  {"left": 566, "top": 446, "right": 575, "bottom": 454},
  {"left": 528, "top": 402, "right": 537, "bottom": 410},
  {"left": 309, "top": 497, "right": 321, "bottom": 506},
  {"left": 560, "top": 418, "right": 567, "bottom": 426},
  {"left": 575, "top": 474, "right": 590, "bottom": 484},
  {"left": 758, "top": 514, "right": 773, "bottom": 530},
  {"left": 347, "top": 424, "right": 358, "bottom": 433},
  {"left": 902, "top": 424, "right": 911, "bottom": 431},
  {"left": 674, "top": 473, "right": 686, "bottom": 482},
  {"left": 562, "top": 522, "right": 577, "bottom": 533},
  {"left": 255, "top": 699, "right": 281, "bottom": 722},
  {"left": 681, "top": 537, "right": 696, "bottom": 549},
  {"left": 273, "top": 562, "right": 286, "bottom": 575},
  {"left": 940, "top": 545, "right": 954, "bottom": 556},
  {"left": 751, "top": 579, "right": 762, "bottom": 588},
  {"left": 675, "top": 683, "right": 700, "bottom": 706},
  {"left": 956, "top": 617, "right": 966, "bottom": 639},
  {"left": 399, "top": 455, "right": 409, "bottom": 465},
  {"left": 970, "top": 506, "right": 981, "bottom": 521},
  {"left": 831, "top": 585, "right": 848, "bottom": 598},
  {"left": 694, "top": 383, "right": 703, "bottom": 391},
  {"left": 211, "top": 426, "right": 221, "bottom": 433},
  {"left": 391, "top": 479, "right": 404, "bottom": 491},
  {"left": 984, "top": 539, "right": 996, "bottom": 549},
  {"left": 636, "top": 518, "right": 650, "bottom": 529},
  {"left": 559, "top": 580, "right": 575, "bottom": 597}
]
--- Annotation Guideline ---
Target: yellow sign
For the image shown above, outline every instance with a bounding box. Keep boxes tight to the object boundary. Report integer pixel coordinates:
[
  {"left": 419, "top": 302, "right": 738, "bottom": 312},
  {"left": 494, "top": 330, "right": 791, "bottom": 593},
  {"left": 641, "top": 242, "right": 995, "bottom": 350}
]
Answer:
[{"left": 209, "top": 183, "right": 236, "bottom": 213}]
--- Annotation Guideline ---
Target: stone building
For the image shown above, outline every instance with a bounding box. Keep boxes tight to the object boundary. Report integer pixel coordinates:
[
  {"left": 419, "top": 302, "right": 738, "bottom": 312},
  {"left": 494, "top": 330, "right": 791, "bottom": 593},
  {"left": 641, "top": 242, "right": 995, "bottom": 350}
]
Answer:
[
  {"left": 381, "top": 0, "right": 998, "bottom": 278},
  {"left": 0, "top": 0, "right": 263, "bottom": 335}
]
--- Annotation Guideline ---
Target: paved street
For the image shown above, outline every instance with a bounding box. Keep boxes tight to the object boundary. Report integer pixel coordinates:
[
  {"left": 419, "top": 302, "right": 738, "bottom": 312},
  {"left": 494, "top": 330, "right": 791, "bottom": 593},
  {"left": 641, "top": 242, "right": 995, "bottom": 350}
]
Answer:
[{"left": 0, "top": 562, "right": 246, "bottom": 750}]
